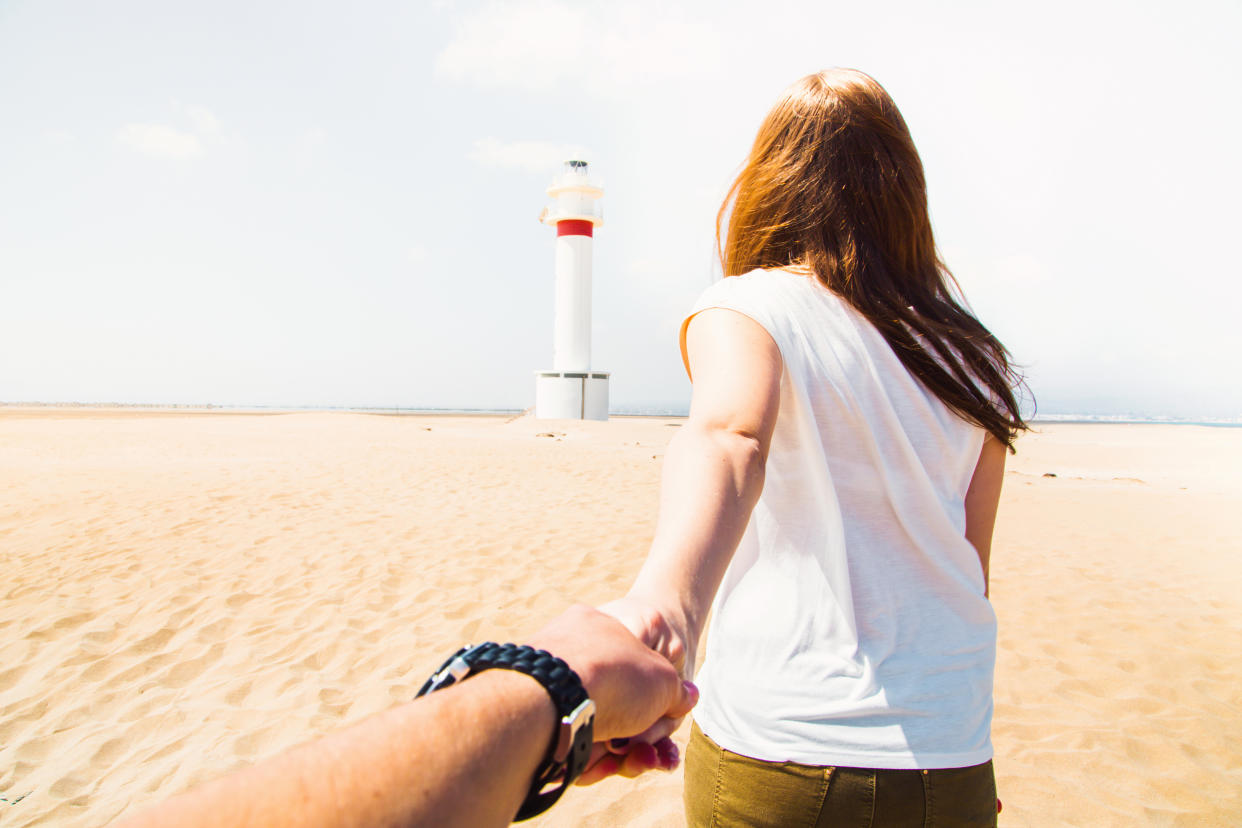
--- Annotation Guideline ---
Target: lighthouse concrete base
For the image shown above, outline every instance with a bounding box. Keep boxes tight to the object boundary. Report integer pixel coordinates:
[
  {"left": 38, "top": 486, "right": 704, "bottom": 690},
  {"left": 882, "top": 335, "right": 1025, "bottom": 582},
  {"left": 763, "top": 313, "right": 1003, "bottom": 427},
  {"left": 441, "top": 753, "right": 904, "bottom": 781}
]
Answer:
[{"left": 535, "top": 371, "right": 609, "bottom": 421}]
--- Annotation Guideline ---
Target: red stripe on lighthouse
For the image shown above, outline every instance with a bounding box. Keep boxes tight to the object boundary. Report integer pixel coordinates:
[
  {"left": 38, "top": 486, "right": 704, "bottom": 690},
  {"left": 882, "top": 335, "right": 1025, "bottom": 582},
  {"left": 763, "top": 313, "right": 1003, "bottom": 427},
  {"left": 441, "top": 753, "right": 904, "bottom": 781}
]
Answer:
[{"left": 557, "top": 219, "right": 594, "bottom": 237}]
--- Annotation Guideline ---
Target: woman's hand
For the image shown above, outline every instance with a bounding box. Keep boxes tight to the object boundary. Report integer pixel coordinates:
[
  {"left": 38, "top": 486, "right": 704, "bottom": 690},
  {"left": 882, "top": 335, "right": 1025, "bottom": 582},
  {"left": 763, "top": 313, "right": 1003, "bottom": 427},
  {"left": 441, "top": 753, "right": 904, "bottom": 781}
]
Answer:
[
  {"left": 576, "top": 735, "right": 684, "bottom": 785},
  {"left": 598, "top": 595, "right": 695, "bottom": 678}
]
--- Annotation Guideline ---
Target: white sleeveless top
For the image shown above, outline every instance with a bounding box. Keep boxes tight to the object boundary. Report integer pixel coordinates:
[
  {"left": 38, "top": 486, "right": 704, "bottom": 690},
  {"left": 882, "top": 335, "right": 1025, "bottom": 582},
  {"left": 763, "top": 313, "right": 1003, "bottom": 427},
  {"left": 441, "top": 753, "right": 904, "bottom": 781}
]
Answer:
[{"left": 687, "top": 268, "right": 995, "bottom": 770}]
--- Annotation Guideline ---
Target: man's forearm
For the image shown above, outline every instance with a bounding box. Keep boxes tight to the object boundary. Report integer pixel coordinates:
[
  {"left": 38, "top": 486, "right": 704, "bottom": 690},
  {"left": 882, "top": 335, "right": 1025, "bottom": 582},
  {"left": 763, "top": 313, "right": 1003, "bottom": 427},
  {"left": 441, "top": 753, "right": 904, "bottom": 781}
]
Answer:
[{"left": 119, "top": 670, "right": 555, "bottom": 828}]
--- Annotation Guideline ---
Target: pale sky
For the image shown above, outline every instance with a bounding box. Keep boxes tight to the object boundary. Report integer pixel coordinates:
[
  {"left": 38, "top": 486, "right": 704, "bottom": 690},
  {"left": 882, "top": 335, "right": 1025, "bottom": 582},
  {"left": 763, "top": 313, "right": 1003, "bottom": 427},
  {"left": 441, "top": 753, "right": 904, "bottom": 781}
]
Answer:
[{"left": 2, "top": 0, "right": 1240, "bottom": 418}]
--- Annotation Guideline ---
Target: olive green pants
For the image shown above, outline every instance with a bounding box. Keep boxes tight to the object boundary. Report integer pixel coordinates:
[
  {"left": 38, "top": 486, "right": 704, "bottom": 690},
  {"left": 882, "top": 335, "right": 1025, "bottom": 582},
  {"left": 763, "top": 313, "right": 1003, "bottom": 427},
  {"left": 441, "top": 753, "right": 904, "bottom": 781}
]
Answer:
[{"left": 685, "top": 722, "right": 998, "bottom": 828}]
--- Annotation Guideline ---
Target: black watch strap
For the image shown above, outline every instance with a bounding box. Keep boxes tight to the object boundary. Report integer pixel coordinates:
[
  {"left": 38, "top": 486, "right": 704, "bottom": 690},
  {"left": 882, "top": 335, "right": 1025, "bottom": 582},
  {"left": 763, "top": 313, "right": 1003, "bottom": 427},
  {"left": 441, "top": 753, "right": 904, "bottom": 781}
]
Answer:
[{"left": 416, "top": 642, "right": 596, "bottom": 821}]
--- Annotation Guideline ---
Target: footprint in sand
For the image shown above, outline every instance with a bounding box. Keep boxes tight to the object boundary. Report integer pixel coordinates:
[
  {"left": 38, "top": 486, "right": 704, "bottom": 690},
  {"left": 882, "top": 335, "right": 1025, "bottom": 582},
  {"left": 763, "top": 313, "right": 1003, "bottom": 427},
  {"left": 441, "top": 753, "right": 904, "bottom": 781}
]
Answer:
[
  {"left": 387, "top": 683, "right": 415, "bottom": 701},
  {"left": 0, "top": 663, "right": 27, "bottom": 692},
  {"left": 90, "top": 737, "right": 128, "bottom": 767},
  {"left": 284, "top": 640, "right": 337, "bottom": 673},
  {"left": 225, "top": 680, "right": 254, "bottom": 706},
  {"left": 118, "top": 690, "right": 174, "bottom": 725},
  {"left": 195, "top": 617, "right": 234, "bottom": 642},
  {"left": 168, "top": 601, "right": 208, "bottom": 628},
  {"left": 2, "top": 699, "right": 48, "bottom": 728},
  {"left": 49, "top": 773, "right": 89, "bottom": 799},
  {"left": 459, "top": 618, "right": 482, "bottom": 641},
  {"left": 233, "top": 725, "right": 282, "bottom": 759},
  {"left": 365, "top": 593, "right": 397, "bottom": 613},
  {"left": 317, "top": 688, "right": 351, "bottom": 719},
  {"left": 108, "top": 652, "right": 175, "bottom": 687},
  {"left": 15, "top": 734, "right": 56, "bottom": 763},
  {"left": 1119, "top": 696, "right": 1162, "bottom": 715},
  {"left": 83, "top": 625, "right": 121, "bottom": 646},
  {"left": 441, "top": 601, "right": 471, "bottom": 620},
  {"left": 128, "top": 627, "right": 177, "bottom": 656},
  {"left": 26, "top": 612, "right": 92, "bottom": 642},
  {"left": 318, "top": 687, "right": 348, "bottom": 705},
  {"left": 77, "top": 658, "right": 116, "bottom": 685},
  {"left": 226, "top": 592, "right": 260, "bottom": 609},
  {"left": 162, "top": 642, "right": 225, "bottom": 688},
  {"left": 140, "top": 733, "right": 190, "bottom": 765}
]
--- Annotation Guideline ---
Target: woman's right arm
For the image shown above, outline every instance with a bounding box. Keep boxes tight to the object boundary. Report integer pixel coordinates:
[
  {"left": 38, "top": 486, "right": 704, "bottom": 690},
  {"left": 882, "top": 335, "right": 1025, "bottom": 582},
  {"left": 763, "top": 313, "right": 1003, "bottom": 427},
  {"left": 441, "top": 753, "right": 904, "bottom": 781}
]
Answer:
[
  {"left": 964, "top": 434, "right": 1007, "bottom": 597},
  {"left": 606, "top": 308, "right": 782, "bottom": 678}
]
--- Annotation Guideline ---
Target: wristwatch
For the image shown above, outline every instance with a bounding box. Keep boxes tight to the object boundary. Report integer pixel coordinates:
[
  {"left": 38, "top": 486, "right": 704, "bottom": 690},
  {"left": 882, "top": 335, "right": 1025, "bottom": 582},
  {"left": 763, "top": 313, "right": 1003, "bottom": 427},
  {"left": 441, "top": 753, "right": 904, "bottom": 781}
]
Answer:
[{"left": 416, "top": 642, "right": 596, "bottom": 820}]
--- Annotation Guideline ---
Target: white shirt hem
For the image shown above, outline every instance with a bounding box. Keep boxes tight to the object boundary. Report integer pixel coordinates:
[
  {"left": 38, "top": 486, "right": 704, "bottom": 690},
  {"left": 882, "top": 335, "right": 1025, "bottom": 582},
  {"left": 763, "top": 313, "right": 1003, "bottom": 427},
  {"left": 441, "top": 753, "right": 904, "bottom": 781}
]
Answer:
[{"left": 695, "top": 714, "right": 993, "bottom": 771}]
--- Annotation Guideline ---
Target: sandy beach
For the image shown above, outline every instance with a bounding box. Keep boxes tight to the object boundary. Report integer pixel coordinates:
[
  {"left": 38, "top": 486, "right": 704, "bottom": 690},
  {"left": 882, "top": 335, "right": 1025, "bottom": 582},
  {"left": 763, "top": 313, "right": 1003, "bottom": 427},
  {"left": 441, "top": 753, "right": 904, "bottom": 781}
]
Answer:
[{"left": 1, "top": 408, "right": 1239, "bottom": 826}]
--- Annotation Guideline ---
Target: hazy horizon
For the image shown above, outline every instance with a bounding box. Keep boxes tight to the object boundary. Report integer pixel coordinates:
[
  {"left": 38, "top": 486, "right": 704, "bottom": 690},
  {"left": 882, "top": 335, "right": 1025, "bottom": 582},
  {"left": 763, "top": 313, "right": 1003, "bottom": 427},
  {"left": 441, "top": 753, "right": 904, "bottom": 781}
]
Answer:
[{"left": 5, "top": 400, "right": 1240, "bottom": 427}]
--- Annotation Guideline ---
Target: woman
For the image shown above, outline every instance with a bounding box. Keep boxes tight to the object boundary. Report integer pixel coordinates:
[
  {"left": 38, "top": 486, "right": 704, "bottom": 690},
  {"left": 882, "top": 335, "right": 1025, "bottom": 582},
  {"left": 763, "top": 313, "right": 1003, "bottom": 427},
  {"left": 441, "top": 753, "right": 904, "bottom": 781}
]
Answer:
[{"left": 606, "top": 69, "right": 1027, "bottom": 826}]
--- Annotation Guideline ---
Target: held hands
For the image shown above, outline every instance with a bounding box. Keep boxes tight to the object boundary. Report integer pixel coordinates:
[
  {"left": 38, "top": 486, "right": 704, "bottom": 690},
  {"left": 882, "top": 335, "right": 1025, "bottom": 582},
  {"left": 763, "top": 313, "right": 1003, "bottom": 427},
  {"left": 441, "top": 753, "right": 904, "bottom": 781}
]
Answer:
[
  {"left": 525, "top": 604, "right": 698, "bottom": 785},
  {"left": 593, "top": 596, "right": 697, "bottom": 784}
]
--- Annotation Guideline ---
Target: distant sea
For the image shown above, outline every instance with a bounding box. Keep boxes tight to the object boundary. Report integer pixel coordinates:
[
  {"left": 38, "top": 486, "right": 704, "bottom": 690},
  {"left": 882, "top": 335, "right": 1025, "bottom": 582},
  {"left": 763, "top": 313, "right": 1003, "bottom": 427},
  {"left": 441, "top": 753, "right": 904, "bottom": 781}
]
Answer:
[
  {"left": 614, "top": 410, "right": 1242, "bottom": 427},
  {"left": 1030, "top": 414, "right": 1242, "bottom": 428},
  {"left": 616, "top": 408, "right": 1242, "bottom": 427},
  {"left": 392, "top": 408, "right": 1241, "bottom": 427},
  {"left": 4, "top": 402, "right": 1237, "bottom": 427}
]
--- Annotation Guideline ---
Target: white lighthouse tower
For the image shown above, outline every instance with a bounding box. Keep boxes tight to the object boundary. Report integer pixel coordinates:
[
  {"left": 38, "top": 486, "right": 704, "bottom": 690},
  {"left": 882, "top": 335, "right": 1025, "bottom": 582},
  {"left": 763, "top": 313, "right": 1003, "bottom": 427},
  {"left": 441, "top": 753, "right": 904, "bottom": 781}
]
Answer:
[{"left": 534, "top": 159, "right": 609, "bottom": 420}]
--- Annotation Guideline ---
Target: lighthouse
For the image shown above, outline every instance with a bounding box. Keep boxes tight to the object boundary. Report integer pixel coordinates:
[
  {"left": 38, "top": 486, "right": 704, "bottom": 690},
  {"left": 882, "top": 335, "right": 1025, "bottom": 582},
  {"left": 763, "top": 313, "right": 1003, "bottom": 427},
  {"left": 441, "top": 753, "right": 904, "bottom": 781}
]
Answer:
[{"left": 534, "top": 159, "right": 609, "bottom": 420}]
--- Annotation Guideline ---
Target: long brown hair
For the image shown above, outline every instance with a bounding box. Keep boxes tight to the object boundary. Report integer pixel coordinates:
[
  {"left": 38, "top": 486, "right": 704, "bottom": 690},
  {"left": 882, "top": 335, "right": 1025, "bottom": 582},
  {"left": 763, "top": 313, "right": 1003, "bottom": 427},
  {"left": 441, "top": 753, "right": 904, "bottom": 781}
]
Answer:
[{"left": 719, "top": 68, "right": 1029, "bottom": 449}]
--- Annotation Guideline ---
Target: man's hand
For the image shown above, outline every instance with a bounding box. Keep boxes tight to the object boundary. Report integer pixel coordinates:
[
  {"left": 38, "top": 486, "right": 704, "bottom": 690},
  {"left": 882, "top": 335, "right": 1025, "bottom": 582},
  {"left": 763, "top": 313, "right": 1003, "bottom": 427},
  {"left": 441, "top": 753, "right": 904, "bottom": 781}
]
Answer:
[
  {"left": 526, "top": 604, "right": 698, "bottom": 784},
  {"left": 579, "top": 598, "right": 698, "bottom": 784},
  {"left": 526, "top": 604, "right": 696, "bottom": 740}
]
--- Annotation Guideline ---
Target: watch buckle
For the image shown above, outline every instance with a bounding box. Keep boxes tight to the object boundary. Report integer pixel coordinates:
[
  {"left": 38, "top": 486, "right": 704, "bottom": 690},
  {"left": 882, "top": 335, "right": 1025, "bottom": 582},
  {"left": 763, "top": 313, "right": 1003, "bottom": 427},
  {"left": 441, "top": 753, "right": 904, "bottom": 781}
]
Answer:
[
  {"left": 426, "top": 646, "right": 478, "bottom": 692},
  {"left": 552, "top": 697, "right": 595, "bottom": 763}
]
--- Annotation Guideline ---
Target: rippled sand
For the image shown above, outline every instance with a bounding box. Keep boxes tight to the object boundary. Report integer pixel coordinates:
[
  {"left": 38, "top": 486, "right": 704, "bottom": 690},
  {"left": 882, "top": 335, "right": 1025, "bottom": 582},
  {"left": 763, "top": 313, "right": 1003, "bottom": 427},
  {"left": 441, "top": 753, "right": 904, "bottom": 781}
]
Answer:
[{"left": 1, "top": 410, "right": 1239, "bottom": 826}]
